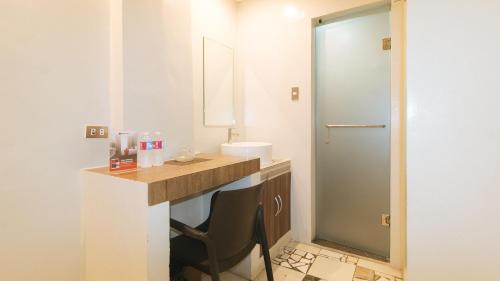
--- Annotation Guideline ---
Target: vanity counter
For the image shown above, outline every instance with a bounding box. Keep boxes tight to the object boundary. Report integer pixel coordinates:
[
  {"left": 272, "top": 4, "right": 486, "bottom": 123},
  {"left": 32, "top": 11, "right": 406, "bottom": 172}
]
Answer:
[{"left": 85, "top": 153, "right": 260, "bottom": 205}]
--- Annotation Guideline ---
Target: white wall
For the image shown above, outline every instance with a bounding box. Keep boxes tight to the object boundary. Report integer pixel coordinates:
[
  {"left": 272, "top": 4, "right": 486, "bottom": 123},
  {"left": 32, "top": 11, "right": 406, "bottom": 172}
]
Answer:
[
  {"left": 123, "top": 0, "right": 193, "bottom": 159},
  {"left": 407, "top": 1, "right": 500, "bottom": 280},
  {"left": 237, "top": 0, "right": 399, "bottom": 245},
  {"left": 110, "top": 0, "right": 124, "bottom": 130},
  {"left": 122, "top": 0, "right": 209, "bottom": 227},
  {"left": 192, "top": 0, "right": 241, "bottom": 153},
  {"left": 0, "top": 0, "right": 241, "bottom": 279},
  {"left": 121, "top": 0, "right": 238, "bottom": 156},
  {"left": 0, "top": 1, "right": 110, "bottom": 280}
]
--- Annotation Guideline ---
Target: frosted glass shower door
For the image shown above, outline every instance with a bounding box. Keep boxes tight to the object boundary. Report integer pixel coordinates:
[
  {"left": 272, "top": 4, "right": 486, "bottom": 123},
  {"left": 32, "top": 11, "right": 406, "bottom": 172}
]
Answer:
[{"left": 315, "top": 7, "right": 391, "bottom": 258}]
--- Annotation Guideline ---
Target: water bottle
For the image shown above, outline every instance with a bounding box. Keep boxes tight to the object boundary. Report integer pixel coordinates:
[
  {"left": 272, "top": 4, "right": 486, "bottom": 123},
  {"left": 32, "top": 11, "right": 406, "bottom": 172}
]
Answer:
[
  {"left": 152, "top": 131, "right": 164, "bottom": 166},
  {"left": 138, "top": 132, "right": 152, "bottom": 168}
]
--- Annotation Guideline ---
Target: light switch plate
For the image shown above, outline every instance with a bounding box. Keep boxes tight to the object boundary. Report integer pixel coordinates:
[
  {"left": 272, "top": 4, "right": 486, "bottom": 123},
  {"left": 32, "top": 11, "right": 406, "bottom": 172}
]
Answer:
[
  {"left": 383, "top": 37, "right": 391, "bottom": 50},
  {"left": 85, "top": 125, "right": 109, "bottom": 139},
  {"left": 291, "top": 86, "right": 299, "bottom": 101}
]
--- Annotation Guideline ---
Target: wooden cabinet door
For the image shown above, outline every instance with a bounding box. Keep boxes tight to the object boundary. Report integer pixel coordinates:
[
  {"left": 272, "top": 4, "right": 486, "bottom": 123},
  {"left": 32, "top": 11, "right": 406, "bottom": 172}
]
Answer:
[
  {"left": 269, "top": 176, "right": 281, "bottom": 246},
  {"left": 276, "top": 172, "right": 291, "bottom": 240},
  {"left": 261, "top": 179, "right": 278, "bottom": 247},
  {"left": 261, "top": 172, "right": 291, "bottom": 248}
]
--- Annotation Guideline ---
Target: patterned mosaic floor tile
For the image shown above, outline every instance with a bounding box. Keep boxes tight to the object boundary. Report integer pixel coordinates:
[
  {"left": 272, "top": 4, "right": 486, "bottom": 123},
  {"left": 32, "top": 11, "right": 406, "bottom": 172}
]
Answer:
[
  {"left": 273, "top": 242, "right": 403, "bottom": 281},
  {"left": 273, "top": 246, "right": 317, "bottom": 274},
  {"left": 302, "top": 274, "right": 327, "bottom": 281}
]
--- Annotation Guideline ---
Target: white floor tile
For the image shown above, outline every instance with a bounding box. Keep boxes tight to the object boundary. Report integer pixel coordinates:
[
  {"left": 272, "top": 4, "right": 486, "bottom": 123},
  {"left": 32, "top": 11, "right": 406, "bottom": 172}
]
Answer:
[
  {"left": 375, "top": 271, "right": 396, "bottom": 281},
  {"left": 294, "top": 243, "right": 321, "bottom": 254},
  {"left": 375, "top": 276, "right": 393, "bottom": 281},
  {"left": 308, "top": 256, "right": 356, "bottom": 281},
  {"left": 318, "top": 248, "right": 344, "bottom": 259},
  {"left": 357, "top": 259, "right": 402, "bottom": 278},
  {"left": 346, "top": 255, "right": 359, "bottom": 264},
  {"left": 255, "top": 265, "right": 305, "bottom": 281}
]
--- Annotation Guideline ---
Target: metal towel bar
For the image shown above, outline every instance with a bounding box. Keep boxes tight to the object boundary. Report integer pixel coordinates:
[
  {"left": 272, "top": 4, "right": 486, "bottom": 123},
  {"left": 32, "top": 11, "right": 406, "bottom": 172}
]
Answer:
[{"left": 325, "top": 124, "right": 386, "bottom": 128}]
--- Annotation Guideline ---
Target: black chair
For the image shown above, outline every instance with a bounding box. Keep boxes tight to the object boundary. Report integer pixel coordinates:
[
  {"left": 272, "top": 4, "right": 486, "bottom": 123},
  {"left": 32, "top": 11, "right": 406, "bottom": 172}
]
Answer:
[{"left": 170, "top": 183, "right": 274, "bottom": 281}]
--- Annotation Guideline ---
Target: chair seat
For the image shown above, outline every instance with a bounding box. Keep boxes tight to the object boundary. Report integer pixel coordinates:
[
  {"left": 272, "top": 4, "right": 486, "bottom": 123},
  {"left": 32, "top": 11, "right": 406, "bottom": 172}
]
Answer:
[
  {"left": 171, "top": 234, "right": 257, "bottom": 274},
  {"left": 171, "top": 234, "right": 212, "bottom": 273}
]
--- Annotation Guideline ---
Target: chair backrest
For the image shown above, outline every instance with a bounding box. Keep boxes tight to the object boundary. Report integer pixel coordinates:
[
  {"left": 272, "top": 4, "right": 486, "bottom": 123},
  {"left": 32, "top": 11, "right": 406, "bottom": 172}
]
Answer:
[{"left": 207, "top": 183, "right": 263, "bottom": 262}]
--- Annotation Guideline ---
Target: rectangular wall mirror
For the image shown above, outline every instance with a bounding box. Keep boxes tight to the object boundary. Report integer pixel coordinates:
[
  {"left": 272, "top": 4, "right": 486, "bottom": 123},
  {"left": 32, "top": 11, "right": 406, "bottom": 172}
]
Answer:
[{"left": 203, "top": 37, "right": 235, "bottom": 127}]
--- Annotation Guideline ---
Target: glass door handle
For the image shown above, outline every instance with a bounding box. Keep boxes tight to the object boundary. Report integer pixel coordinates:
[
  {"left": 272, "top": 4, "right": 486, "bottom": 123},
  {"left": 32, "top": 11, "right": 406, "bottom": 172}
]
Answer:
[
  {"left": 324, "top": 124, "right": 386, "bottom": 144},
  {"left": 325, "top": 124, "right": 386, "bottom": 128}
]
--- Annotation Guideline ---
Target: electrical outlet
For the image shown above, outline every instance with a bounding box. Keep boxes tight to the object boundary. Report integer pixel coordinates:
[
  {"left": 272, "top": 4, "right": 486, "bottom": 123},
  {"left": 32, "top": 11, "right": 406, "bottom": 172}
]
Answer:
[{"left": 85, "top": 125, "right": 109, "bottom": 139}]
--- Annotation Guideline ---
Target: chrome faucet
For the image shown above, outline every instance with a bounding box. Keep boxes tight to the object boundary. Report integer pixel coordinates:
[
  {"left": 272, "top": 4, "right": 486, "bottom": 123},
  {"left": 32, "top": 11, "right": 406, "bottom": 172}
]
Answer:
[{"left": 227, "top": 128, "right": 239, "bottom": 143}]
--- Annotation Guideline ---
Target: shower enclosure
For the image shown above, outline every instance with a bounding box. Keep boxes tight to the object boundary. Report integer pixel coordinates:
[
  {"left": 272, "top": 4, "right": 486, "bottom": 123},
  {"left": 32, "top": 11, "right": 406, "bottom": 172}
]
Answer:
[{"left": 314, "top": 6, "right": 391, "bottom": 259}]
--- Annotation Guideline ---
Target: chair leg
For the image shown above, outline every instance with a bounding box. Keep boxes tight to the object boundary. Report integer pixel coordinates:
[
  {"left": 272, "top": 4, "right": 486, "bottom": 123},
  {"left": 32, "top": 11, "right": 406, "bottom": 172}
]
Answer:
[
  {"left": 257, "top": 208, "right": 274, "bottom": 281},
  {"left": 208, "top": 257, "right": 220, "bottom": 281},
  {"left": 206, "top": 242, "right": 221, "bottom": 281},
  {"left": 261, "top": 237, "right": 274, "bottom": 281},
  {"left": 209, "top": 269, "right": 220, "bottom": 281}
]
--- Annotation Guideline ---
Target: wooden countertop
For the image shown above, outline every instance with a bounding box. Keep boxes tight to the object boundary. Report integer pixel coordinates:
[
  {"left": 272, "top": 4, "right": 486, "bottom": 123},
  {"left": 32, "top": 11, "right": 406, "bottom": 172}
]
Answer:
[{"left": 86, "top": 153, "right": 260, "bottom": 206}]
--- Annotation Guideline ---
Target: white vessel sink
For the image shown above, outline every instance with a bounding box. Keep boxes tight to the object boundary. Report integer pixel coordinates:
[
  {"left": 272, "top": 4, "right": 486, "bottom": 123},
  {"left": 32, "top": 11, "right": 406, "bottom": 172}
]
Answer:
[{"left": 221, "top": 142, "right": 272, "bottom": 166}]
